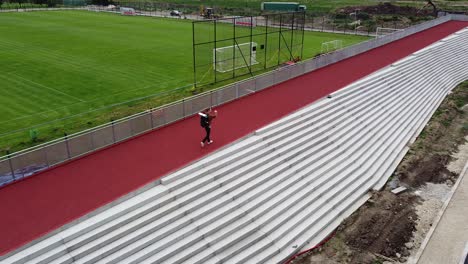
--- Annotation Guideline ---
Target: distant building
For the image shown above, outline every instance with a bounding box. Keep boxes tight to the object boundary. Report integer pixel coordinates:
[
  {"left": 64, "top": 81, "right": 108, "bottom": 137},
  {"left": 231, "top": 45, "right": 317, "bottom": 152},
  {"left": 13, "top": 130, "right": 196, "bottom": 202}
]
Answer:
[{"left": 261, "top": 2, "right": 306, "bottom": 12}]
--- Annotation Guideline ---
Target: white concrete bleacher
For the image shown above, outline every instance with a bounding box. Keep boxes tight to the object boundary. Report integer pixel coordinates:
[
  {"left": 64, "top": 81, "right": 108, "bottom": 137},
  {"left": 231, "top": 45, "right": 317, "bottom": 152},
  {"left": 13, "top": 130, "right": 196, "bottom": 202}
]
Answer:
[{"left": 2, "top": 27, "right": 468, "bottom": 264}]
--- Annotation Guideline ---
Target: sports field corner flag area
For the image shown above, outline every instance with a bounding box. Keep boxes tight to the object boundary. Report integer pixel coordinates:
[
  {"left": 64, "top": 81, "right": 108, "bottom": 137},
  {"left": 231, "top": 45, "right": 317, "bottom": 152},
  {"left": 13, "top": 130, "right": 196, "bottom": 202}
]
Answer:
[{"left": 0, "top": 20, "right": 467, "bottom": 257}]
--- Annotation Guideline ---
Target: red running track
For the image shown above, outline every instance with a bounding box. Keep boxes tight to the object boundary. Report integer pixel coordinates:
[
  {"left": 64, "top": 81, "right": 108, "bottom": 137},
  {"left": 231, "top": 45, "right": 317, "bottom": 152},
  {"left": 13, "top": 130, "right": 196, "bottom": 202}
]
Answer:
[{"left": 1, "top": 21, "right": 467, "bottom": 256}]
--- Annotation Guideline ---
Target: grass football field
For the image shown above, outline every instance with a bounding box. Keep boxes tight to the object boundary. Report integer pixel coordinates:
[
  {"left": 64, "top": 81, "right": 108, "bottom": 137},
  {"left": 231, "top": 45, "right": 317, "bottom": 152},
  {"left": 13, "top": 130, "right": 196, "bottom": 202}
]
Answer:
[{"left": 0, "top": 10, "right": 370, "bottom": 151}]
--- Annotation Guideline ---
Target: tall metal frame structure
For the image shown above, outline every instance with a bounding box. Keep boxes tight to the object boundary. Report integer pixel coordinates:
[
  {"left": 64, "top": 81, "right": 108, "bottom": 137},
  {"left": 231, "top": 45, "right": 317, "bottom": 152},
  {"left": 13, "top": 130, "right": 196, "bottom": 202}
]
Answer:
[{"left": 192, "top": 11, "right": 305, "bottom": 88}]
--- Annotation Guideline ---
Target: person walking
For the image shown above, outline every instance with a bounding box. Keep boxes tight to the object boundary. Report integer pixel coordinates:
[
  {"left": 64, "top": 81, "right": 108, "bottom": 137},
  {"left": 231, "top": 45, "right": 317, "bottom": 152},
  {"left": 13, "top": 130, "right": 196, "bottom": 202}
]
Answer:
[{"left": 199, "top": 108, "right": 217, "bottom": 147}]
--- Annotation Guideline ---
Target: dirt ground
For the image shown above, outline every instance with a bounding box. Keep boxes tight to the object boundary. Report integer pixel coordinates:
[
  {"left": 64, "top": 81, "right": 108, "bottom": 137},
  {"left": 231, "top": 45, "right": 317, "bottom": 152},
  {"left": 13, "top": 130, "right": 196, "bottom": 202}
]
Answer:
[
  {"left": 291, "top": 81, "right": 468, "bottom": 264},
  {"left": 340, "top": 3, "right": 433, "bottom": 16}
]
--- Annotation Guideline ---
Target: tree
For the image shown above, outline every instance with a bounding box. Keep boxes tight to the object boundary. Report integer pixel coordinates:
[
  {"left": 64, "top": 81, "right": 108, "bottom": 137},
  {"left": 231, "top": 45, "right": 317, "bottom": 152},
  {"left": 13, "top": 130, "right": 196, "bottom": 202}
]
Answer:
[{"left": 422, "top": 0, "right": 438, "bottom": 17}]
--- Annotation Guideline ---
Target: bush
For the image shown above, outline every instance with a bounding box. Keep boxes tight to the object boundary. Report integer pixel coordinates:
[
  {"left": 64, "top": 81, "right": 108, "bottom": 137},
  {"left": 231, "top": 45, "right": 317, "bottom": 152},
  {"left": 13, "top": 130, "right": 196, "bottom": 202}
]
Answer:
[
  {"left": 29, "top": 129, "right": 38, "bottom": 143},
  {"left": 334, "top": 13, "right": 347, "bottom": 19},
  {"left": 357, "top": 12, "right": 370, "bottom": 20}
]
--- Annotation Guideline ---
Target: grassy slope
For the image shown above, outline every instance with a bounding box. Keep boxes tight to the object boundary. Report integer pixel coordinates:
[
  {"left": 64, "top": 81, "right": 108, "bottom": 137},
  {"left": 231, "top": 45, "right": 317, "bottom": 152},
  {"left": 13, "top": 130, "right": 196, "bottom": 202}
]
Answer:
[
  {"left": 147, "top": 0, "right": 468, "bottom": 13},
  {"left": 0, "top": 10, "right": 369, "bottom": 151},
  {"left": 148, "top": 0, "right": 381, "bottom": 12}
]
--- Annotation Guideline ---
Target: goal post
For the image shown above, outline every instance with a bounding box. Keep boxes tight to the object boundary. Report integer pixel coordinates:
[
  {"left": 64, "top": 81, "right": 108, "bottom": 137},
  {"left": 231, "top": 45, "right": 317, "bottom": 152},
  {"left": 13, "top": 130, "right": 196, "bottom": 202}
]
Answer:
[
  {"left": 375, "top": 27, "right": 403, "bottom": 38},
  {"left": 320, "top": 40, "right": 343, "bottom": 53},
  {"left": 213, "top": 42, "right": 259, "bottom": 73},
  {"left": 121, "top": 7, "right": 136, "bottom": 16}
]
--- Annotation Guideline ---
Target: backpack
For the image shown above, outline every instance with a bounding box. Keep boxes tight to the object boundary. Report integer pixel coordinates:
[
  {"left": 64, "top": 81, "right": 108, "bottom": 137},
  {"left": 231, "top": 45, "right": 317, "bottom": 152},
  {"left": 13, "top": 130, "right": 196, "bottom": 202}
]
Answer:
[{"left": 200, "top": 115, "right": 209, "bottom": 127}]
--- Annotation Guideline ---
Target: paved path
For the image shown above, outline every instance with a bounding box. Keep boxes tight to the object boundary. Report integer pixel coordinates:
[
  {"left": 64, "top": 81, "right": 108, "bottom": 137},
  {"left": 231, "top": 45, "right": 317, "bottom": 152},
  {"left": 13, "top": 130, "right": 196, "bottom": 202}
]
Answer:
[{"left": 417, "top": 163, "right": 468, "bottom": 264}]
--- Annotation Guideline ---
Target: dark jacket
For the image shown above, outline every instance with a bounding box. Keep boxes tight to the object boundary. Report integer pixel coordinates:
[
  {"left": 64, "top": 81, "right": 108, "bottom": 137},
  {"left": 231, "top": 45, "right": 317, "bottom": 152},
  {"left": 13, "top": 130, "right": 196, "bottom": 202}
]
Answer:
[{"left": 199, "top": 112, "right": 210, "bottom": 127}]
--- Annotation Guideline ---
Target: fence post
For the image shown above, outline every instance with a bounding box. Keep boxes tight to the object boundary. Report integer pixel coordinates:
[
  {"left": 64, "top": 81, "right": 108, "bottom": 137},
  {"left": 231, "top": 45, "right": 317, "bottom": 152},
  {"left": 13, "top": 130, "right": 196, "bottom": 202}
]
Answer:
[
  {"left": 332, "top": 16, "right": 335, "bottom": 32},
  {"left": 64, "top": 133, "right": 72, "bottom": 160},
  {"left": 90, "top": 129, "right": 95, "bottom": 150},
  {"left": 254, "top": 77, "right": 258, "bottom": 93},
  {"left": 43, "top": 147, "right": 49, "bottom": 168},
  {"left": 150, "top": 108, "right": 155, "bottom": 128},
  {"left": 210, "top": 90, "right": 214, "bottom": 107},
  {"left": 6, "top": 150, "right": 16, "bottom": 180},
  {"left": 111, "top": 121, "right": 116, "bottom": 143},
  {"left": 182, "top": 98, "right": 186, "bottom": 118},
  {"left": 321, "top": 15, "right": 325, "bottom": 32}
]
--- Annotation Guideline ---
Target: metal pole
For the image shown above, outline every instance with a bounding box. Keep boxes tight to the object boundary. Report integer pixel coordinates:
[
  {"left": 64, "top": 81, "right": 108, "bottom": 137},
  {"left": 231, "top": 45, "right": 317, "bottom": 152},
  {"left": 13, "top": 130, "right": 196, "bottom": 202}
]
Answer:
[
  {"left": 150, "top": 108, "right": 155, "bottom": 128},
  {"left": 344, "top": 16, "right": 347, "bottom": 34},
  {"left": 291, "top": 12, "right": 294, "bottom": 61},
  {"left": 264, "top": 14, "right": 268, "bottom": 69},
  {"left": 322, "top": 14, "right": 325, "bottom": 32},
  {"left": 250, "top": 16, "right": 253, "bottom": 68},
  {"left": 129, "top": 116, "right": 134, "bottom": 136},
  {"left": 301, "top": 12, "right": 305, "bottom": 60},
  {"left": 210, "top": 90, "right": 214, "bottom": 107},
  {"left": 90, "top": 130, "right": 95, "bottom": 150},
  {"left": 233, "top": 17, "right": 236, "bottom": 79},
  {"left": 111, "top": 121, "right": 116, "bottom": 143},
  {"left": 332, "top": 14, "right": 335, "bottom": 32},
  {"left": 214, "top": 20, "right": 217, "bottom": 83},
  {"left": 234, "top": 38, "right": 253, "bottom": 76},
  {"left": 354, "top": 9, "right": 358, "bottom": 34},
  {"left": 182, "top": 98, "right": 186, "bottom": 118},
  {"left": 192, "top": 22, "right": 197, "bottom": 88},
  {"left": 278, "top": 14, "right": 282, "bottom": 66},
  {"left": 64, "top": 132, "right": 71, "bottom": 159},
  {"left": 6, "top": 150, "right": 15, "bottom": 180},
  {"left": 43, "top": 147, "right": 49, "bottom": 168}
]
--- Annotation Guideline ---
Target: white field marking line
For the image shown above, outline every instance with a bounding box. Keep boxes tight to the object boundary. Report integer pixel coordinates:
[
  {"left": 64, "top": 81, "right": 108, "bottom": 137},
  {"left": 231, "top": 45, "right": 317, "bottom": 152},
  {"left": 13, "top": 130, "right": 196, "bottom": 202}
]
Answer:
[
  {"left": 1, "top": 70, "right": 80, "bottom": 106},
  {"left": 0, "top": 37, "right": 175, "bottom": 81},
  {"left": 0, "top": 39, "right": 184, "bottom": 89},
  {"left": 0, "top": 84, "right": 159, "bottom": 124},
  {"left": 0, "top": 74, "right": 62, "bottom": 114},
  {"left": 0, "top": 83, "right": 193, "bottom": 131},
  {"left": 409, "top": 160, "right": 468, "bottom": 264},
  {"left": 0, "top": 94, "right": 79, "bottom": 125},
  {"left": 7, "top": 73, "right": 86, "bottom": 103},
  {"left": 0, "top": 73, "right": 188, "bottom": 126},
  {"left": 0, "top": 107, "right": 74, "bottom": 125},
  {"left": 0, "top": 73, "right": 88, "bottom": 122},
  {"left": 0, "top": 39, "right": 153, "bottom": 82},
  {"left": 0, "top": 36, "right": 193, "bottom": 84},
  {"left": 198, "top": 64, "right": 214, "bottom": 84}
]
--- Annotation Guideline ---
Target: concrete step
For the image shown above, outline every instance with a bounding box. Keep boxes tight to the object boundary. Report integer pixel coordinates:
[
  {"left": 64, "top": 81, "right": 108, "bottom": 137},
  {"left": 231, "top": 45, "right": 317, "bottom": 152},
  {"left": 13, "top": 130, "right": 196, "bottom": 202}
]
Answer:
[{"left": 4, "top": 26, "right": 468, "bottom": 264}]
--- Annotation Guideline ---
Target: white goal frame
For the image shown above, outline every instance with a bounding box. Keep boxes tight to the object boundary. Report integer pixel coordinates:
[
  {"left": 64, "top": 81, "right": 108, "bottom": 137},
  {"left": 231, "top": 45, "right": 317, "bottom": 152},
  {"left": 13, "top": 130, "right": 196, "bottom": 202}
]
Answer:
[
  {"left": 376, "top": 27, "right": 403, "bottom": 38},
  {"left": 120, "top": 7, "right": 136, "bottom": 16},
  {"left": 321, "top": 40, "right": 343, "bottom": 54},
  {"left": 213, "top": 42, "right": 259, "bottom": 73}
]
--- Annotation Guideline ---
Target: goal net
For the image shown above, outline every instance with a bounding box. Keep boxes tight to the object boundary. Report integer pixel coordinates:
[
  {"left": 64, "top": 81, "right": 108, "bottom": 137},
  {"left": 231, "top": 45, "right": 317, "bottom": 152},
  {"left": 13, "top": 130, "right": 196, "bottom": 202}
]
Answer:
[
  {"left": 321, "top": 40, "right": 343, "bottom": 54},
  {"left": 121, "top": 7, "right": 136, "bottom": 15},
  {"left": 213, "top": 42, "right": 258, "bottom": 73},
  {"left": 375, "top": 27, "right": 403, "bottom": 38}
]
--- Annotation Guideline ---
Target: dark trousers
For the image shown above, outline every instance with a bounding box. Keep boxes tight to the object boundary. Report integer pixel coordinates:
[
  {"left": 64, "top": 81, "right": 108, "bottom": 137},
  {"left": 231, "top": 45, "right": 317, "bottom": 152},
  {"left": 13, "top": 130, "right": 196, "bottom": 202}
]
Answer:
[{"left": 202, "top": 126, "right": 211, "bottom": 143}]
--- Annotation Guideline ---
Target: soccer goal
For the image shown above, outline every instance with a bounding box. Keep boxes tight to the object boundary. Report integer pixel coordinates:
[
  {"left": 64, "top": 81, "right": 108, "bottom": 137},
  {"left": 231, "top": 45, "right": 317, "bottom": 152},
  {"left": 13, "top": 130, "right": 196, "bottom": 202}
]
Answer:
[
  {"left": 121, "top": 7, "right": 136, "bottom": 16},
  {"left": 213, "top": 42, "right": 259, "bottom": 73},
  {"left": 375, "top": 27, "right": 403, "bottom": 38},
  {"left": 321, "top": 40, "right": 343, "bottom": 54}
]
